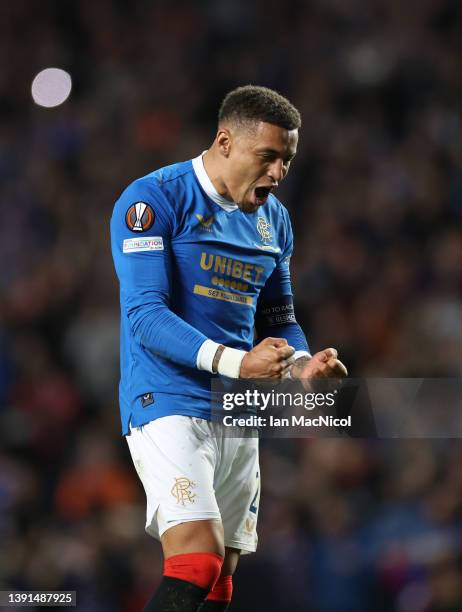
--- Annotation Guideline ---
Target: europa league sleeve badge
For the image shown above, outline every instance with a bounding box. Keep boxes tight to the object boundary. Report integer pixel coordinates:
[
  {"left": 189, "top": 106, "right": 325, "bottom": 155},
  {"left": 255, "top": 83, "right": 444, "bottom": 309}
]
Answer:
[{"left": 125, "top": 202, "right": 155, "bottom": 232}]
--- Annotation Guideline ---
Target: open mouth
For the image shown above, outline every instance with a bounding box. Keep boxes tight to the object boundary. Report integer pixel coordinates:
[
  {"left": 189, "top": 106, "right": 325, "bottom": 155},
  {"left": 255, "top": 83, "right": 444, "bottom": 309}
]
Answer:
[{"left": 254, "top": 186, "right": 272, "bottom": 206}]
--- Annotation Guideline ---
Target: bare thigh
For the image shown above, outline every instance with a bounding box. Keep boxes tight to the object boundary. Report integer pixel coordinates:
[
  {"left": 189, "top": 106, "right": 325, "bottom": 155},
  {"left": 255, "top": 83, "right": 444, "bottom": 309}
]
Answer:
[{"left": 161, "top": 519, "right": 225, "bottom": 559}]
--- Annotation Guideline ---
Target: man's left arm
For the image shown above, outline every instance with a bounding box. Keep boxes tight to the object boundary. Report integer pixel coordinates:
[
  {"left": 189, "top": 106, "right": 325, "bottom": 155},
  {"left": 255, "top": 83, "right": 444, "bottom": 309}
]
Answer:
[
  {"left": 255, "top": 207, "right": 347, "bottom": 380},
  {"left": 254, "top": 259, "right": 311, "bottom": 377}
]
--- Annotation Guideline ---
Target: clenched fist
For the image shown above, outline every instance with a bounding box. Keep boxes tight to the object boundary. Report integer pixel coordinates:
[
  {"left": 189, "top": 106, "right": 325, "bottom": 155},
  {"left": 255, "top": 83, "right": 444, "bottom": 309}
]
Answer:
[{"left": 240, "top": 337, "right": 295, "bottom": 379}]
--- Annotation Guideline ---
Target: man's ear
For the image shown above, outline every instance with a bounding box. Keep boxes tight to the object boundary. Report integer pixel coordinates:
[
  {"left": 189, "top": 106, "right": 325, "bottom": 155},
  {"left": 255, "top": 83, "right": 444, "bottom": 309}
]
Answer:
[{"left": 215, "top": 127, "right": 232, "bottom": 158}]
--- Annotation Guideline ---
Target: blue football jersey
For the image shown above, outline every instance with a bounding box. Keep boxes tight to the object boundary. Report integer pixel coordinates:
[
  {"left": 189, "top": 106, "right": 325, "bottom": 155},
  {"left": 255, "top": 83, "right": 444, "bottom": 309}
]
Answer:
[{"left": 110, "top": 155, "right": 309, "bottom": 434}]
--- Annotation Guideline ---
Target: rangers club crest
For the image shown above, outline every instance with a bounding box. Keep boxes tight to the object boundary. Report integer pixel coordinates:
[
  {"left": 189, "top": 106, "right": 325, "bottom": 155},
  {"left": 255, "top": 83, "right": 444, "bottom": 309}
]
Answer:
[
  {"left": 171, "top": 477, "right": 196, "bottom": 506},
  {"left": 126, "top": 202, "right": 155, "bottom": 232},
  {"left": 256, "top": 216, "right": 272, "bottom": 244}
]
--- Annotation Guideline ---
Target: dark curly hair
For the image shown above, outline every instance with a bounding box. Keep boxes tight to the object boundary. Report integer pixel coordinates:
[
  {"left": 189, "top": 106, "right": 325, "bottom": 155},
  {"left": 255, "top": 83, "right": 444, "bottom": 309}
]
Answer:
[{"left": 218, "top": 85, "right": 301, "bottom": 130}]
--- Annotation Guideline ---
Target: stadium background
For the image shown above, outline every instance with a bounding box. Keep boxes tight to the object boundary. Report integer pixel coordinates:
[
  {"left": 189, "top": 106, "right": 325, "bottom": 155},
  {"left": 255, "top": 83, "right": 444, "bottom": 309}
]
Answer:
[{"left": 1, "top": 0, "right": 462, "bottom": 610}]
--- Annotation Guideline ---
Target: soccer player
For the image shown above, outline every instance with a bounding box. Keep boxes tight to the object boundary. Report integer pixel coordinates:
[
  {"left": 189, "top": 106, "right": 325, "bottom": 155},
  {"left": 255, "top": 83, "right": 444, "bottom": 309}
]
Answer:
[{"left": 111, "top": 85, "right": 347, "bottom": 612}]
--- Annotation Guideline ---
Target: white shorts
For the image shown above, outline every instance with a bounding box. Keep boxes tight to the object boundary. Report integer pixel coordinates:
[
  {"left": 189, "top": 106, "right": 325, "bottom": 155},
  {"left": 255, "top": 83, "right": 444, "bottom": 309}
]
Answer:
[{"left": 126, "top": 415, "right": 260, "bottom": 554}]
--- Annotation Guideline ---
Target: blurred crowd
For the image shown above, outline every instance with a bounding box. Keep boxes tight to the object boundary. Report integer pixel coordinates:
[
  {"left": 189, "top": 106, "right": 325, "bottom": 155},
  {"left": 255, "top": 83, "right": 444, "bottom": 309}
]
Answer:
[{"left": 1, "top": 0, "right": 462, "bottom": 610}]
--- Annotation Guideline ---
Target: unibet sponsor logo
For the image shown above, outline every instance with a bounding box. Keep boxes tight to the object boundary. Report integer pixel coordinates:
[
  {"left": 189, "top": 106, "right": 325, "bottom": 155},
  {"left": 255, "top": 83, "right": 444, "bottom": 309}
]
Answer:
[
  {"left": 197, "top": 252, "right": 263, "bottom": 306},
  {"left": 200, "top": 252, "right": 264, "bottom": 285}
]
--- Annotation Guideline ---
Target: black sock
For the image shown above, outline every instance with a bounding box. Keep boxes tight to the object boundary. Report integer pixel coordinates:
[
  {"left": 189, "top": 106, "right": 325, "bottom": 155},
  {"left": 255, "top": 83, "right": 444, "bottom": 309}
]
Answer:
[
  {"left": 198, "top": 601, "right": 230, "bottom": 611},
  {"left": 144, "top": 576, "right": 209, "bottom": 612}
]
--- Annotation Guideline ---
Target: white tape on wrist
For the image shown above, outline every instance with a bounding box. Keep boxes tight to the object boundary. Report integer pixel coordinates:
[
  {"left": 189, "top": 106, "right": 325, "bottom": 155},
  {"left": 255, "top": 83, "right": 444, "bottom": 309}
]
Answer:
[
  {"left": 293, "top": 350, "right": 311, "bottom": 361},
  {"left": 285, "top": 352, "right": 312, "bottom": 379},
  {"left": 217, "top": 347, "right": 247, "bottom": 379}
]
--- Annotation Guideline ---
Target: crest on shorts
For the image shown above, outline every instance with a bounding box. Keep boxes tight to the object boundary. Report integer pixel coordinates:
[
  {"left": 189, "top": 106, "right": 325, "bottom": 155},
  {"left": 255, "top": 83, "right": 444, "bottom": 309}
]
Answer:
[
  {"left": 171, "top": 477, "right": 196, "bottom": 506},
  {"left": 125, "top": 202, "right": 155, "bottom": 232},
  {"left": 256, "top": 217, "right": 272, "bottom": 244}
]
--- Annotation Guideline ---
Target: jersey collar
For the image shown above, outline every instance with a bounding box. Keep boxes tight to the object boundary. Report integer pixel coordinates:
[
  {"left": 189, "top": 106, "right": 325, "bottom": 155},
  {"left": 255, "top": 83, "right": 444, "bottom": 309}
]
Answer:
[{"left": 192, "top": 152, "right": 239, "bottom": 212}]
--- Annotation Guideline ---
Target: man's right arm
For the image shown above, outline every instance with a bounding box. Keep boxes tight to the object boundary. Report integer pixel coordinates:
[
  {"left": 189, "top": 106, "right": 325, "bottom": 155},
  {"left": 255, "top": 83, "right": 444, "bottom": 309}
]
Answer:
[{"left": 111, "top": 179, "right": 211, "bottom": 369}]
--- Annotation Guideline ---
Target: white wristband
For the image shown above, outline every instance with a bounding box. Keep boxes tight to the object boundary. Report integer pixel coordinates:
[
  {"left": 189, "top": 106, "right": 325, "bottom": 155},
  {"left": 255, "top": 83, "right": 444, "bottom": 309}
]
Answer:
[
  {"left": 217, "top": 347, "right": 247, "bottom": 379},
  {"left": 285, "top": 351, "right": 312, "bottom": 379},
  {"left": 196, "top": 339, "right": 221, "bottom": 372},
  {"left": 293, "top": 350, "right": 311, "bottom": 361}
]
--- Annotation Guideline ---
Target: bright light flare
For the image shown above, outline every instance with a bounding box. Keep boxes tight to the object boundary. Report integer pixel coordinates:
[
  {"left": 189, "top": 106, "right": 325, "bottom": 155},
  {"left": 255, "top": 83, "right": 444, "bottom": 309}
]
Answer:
[{"left": 31, "top": 67, "right": 72, "bottom": 108}]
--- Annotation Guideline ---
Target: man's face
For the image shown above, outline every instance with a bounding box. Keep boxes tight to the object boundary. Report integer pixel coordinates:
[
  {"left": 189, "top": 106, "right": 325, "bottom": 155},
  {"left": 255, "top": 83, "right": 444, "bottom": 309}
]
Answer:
[{"left": 221, "top": 121, "right": 299, "bottom": 213}]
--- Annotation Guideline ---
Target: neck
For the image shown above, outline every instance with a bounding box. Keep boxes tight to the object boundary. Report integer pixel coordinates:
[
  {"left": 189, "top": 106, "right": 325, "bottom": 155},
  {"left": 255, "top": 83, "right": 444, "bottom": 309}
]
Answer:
[{"left": 202, "top": 147, "right": 233, "bottom": 202}]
